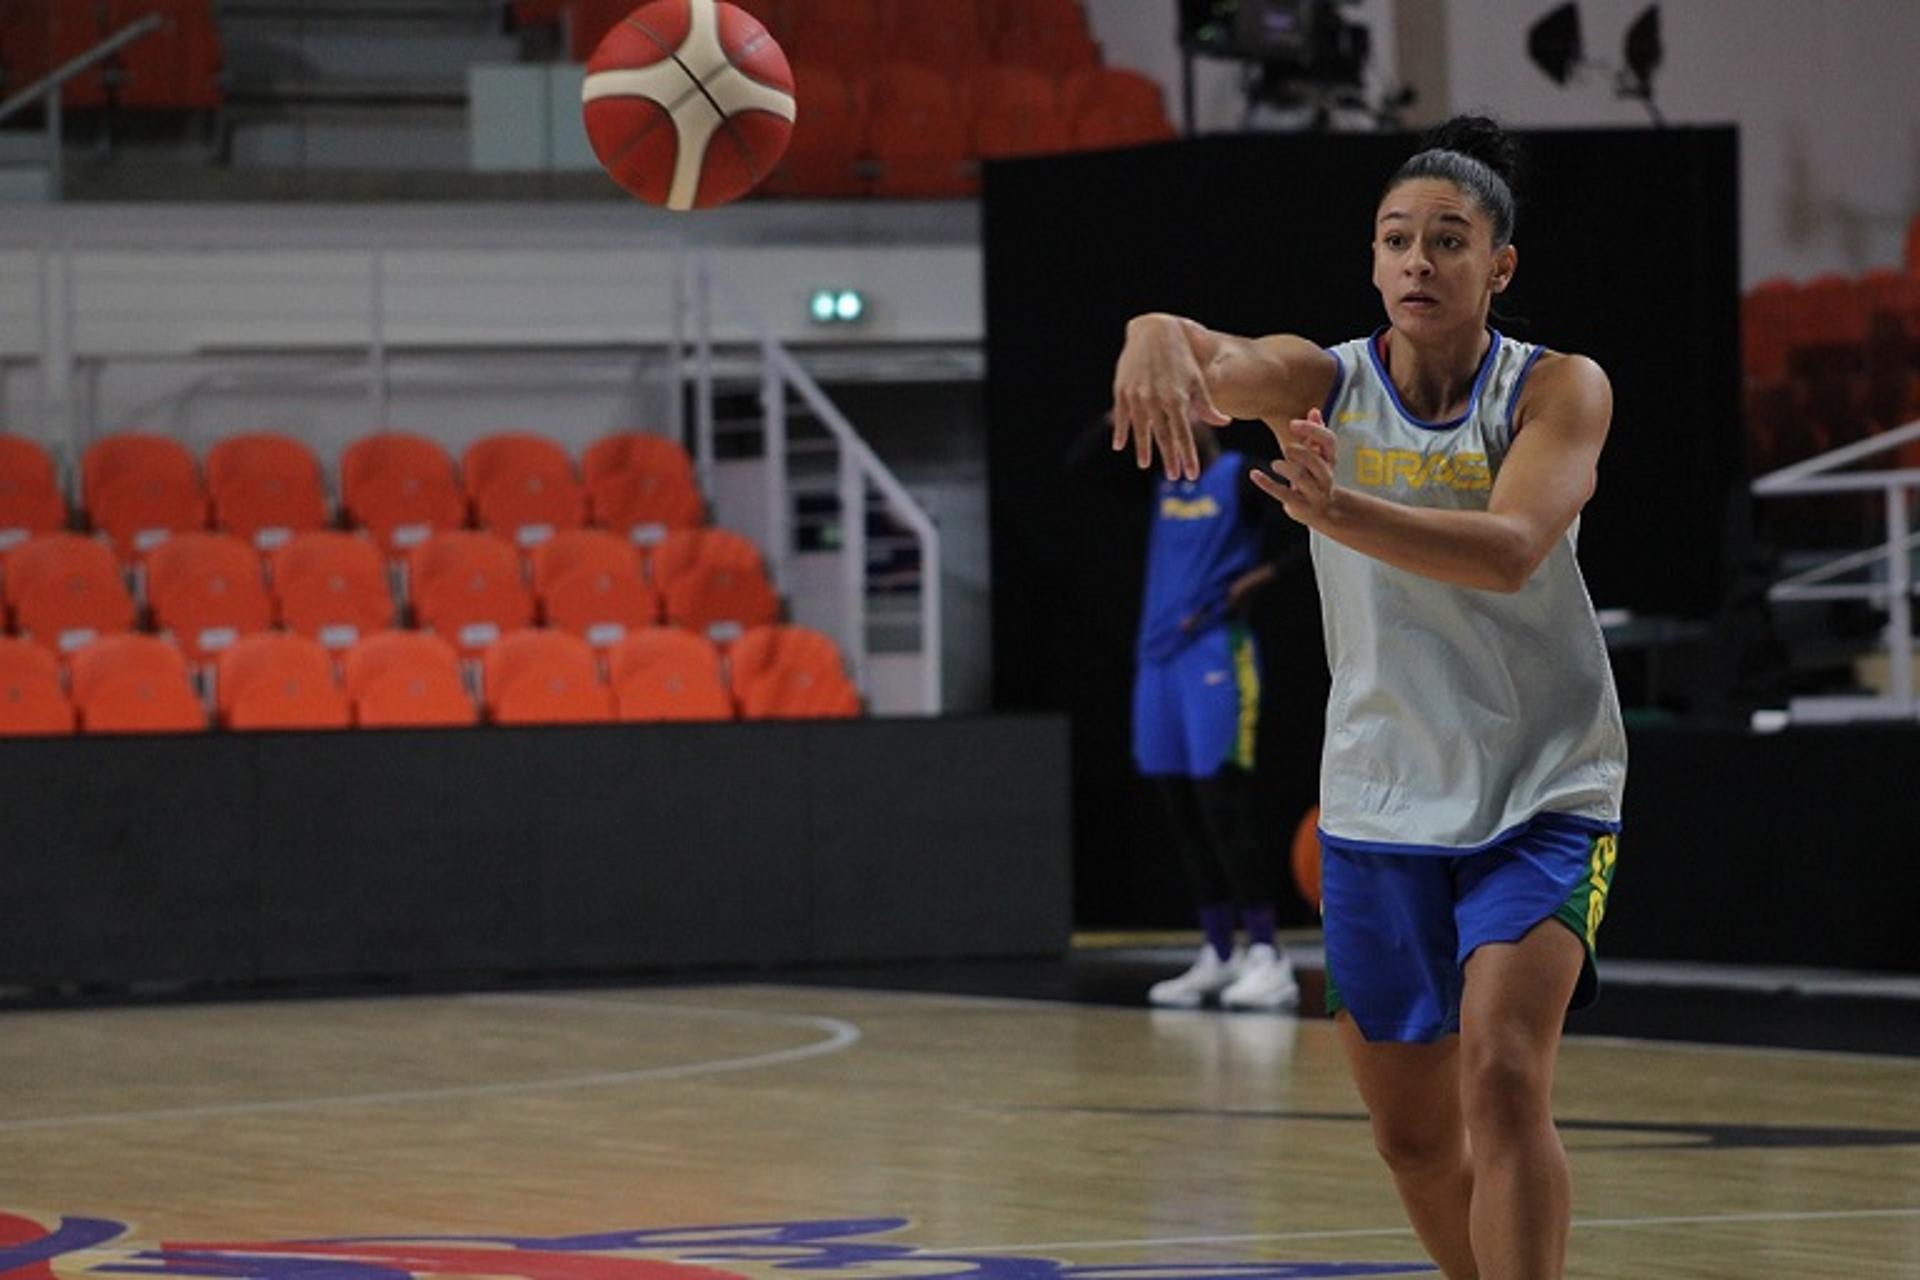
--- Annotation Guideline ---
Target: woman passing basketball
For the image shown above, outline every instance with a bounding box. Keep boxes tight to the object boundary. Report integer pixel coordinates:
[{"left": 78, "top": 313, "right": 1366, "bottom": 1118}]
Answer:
[{"left": 1108, "top": 116, "right": 1626, "bottom": 1280}]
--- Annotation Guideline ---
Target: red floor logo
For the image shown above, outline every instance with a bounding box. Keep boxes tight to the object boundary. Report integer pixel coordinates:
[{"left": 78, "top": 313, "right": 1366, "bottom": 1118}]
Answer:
[{"left": 0, "top": 1212, "right": 1432, "bottom": 1280}]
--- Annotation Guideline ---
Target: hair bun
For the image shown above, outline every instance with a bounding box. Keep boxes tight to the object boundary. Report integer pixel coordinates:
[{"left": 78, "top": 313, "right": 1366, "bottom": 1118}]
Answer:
[{"left": 1420, "top": 115, "right": 1522, "bottom": 190}]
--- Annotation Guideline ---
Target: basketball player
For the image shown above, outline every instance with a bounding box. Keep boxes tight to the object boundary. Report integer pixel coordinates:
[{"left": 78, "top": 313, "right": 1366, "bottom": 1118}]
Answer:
[
  {"left": 1131, "top": 424, "right": 1302, "bottom": 1011},
  {"left": 1107, "top": 116, "right": 1626, "bottom": 1280}
]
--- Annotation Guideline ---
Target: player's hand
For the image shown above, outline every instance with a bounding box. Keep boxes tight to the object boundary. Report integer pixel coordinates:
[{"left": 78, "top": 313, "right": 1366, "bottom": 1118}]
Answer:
[
  {"left": 1253, "top": 409, "right": 1340, "bottom": 525},
  {"left": 1111, "top": 314, "right": 1230, "bottom": 481}
]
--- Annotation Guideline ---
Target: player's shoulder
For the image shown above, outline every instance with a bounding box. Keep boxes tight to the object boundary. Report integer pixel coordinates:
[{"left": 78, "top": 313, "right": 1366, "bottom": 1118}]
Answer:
[
  {"left": 1520, "top": 345, "right": 1612, "bottom": 435},
  {"left": 1517, "top": 348, "right": 1611, "bottom": 409}
]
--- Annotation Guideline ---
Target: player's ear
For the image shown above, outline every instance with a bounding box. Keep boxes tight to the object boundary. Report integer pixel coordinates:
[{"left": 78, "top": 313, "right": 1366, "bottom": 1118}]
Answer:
[{"left": 1491, "top": 243, "right": 1517, "bottom": 294}]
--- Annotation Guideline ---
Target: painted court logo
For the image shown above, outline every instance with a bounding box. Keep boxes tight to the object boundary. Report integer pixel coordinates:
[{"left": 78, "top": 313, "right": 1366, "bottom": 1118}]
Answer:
[{"left": 0, "top": 1213, "right": 1432, "bottom": 1280}]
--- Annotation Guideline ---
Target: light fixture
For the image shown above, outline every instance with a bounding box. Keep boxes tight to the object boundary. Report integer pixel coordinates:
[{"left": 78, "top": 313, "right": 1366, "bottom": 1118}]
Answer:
[
  {"left": 1525, "top": 3, "right": 1663, "bottom": 125},
  {"left": 808, "top": 288, "right": 866, "bottom": 325}
]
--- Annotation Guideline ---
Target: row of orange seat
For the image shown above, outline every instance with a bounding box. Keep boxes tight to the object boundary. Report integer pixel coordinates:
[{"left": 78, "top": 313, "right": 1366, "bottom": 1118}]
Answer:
[
  {"left": 0, "top": 0, "right": 221, "bottom": 110},
  {"left": 534, "top": 0, "right": 1100, "bottom": 69},
  {"left": 1, "top": 524, "right": 780, "bottom": 664},
  {"left": 0, "top": 622, "right": 858, "bottom": 736},
  {"left": 0, "top": 428, "right": 704, "bottom": 565},
  {"left": 1743, "top": 269, "right": 1920, "bottom": 384},
  {"left": 768, "top": 63, "right": 1175, "bottom": 200}
]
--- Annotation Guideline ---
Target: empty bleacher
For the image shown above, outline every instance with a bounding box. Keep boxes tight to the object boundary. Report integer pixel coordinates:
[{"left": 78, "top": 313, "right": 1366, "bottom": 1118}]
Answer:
[{"left": 0, "top": 426, "right": 864, "bottom": 734}]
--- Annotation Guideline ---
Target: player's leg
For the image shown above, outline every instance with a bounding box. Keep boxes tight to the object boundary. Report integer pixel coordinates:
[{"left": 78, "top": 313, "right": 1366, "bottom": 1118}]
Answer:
[
  {"left": 1322, "top": 847, "right": 1477, "bottom": 1279},
  {"left": 1135, "top": 654, "right": 1239, "bottom": 1005},
  {"left": 1335, "top": 1017, "right": 1477, "bottom": 1280},
  {"left": 1456, "top": 922, "right": 1582, "bottom": 1280},
  {"left": 1180, "top": 624, "right": 1296, "bottom": 1006},
  {"left": 1453, "top": 825, "right": 1618, "bottom": 1280}
]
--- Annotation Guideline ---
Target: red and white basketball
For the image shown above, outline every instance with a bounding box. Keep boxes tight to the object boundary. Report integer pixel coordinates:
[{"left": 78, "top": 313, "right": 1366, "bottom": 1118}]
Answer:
[{"left": 581, "top": 0, "right": 797, "bottom": 211}]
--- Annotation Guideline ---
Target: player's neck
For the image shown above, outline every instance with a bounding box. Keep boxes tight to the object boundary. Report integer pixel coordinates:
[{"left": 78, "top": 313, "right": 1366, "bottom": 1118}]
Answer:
[{"left": 1381, "top": 325, "right": 1491, "bottom": 422}]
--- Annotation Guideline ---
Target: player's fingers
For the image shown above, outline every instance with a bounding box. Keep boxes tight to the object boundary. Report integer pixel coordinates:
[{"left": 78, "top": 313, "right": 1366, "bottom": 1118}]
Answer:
[
  {"left": 1249, "top": 468, "right": 1301, "bottom": 514},
  {"left": 1191, "top": 385, "right": 1231, "bottom": 428},
  {"left": 1110, "top": 400, "right": 1130, "bottom": 452}
]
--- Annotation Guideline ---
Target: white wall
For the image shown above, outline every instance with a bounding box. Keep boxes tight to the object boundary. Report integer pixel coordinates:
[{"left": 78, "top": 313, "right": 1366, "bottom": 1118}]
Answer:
[
  {"left": 1087, "top": 0, "right": 1920, "bottom": 288},
  {"left": 1438, "top": 0, "right": 1920, "bottom": 286}
]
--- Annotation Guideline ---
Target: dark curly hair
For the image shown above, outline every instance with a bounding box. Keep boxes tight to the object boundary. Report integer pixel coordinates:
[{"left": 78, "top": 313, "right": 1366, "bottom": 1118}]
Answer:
[{"left": 1384, "top": 115, "right": 1523, "bottom": 247}]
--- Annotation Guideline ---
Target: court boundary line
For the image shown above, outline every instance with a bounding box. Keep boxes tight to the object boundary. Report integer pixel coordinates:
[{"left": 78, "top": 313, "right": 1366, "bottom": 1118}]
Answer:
[
  {"left": 940, "top": 1204, "right": 1920, "bottom": 1253},
  {"left": 0, "top": 998, "right": 860, "bottom": 1134}
]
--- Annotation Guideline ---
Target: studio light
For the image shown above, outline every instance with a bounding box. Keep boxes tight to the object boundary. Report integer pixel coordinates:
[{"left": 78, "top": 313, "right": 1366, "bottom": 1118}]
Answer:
[
  {"left": 1525, "top": 3, "right": 1663, "bottom": 125},
  {"left": 1526, "top": 2, "right": 1583, "bottom": 86}
]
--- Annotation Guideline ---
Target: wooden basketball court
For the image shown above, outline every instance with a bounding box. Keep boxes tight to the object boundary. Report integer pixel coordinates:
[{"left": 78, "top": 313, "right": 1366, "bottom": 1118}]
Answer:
[{"left": 5, "top": 976, "right": 1919, "bottom": 1279}]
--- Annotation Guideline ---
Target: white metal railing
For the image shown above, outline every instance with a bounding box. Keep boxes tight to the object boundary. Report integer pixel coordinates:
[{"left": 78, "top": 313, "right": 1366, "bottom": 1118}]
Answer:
[
  {"left": 1752, "top": 417, "right": 1920, "bottom": 721},
  {"left": 0, "top": 13, "right": 165, "bottom": 199},
  {"left": 689, "top": 254, "right": 943, "bottom": 716}
]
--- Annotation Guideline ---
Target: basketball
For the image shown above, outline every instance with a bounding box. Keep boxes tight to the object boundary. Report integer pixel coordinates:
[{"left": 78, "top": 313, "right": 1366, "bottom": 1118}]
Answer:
[
  {"left": 580, "top": 0, "right": 797, "bottom": 211},
  {"left": 1291, "top": 803, "right": 1322, "bottom": 911}
]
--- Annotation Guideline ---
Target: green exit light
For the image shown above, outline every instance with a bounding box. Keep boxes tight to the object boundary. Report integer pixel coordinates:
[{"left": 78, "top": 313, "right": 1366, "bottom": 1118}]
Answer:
[{"left": 809, "top": 288, "right": 866, "bottom": 324}]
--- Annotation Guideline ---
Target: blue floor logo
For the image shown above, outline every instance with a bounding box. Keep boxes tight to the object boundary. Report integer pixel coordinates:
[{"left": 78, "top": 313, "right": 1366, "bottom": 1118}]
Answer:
[{"left": 0, "top": 1214, "right": 1432, "bottom": 1280}]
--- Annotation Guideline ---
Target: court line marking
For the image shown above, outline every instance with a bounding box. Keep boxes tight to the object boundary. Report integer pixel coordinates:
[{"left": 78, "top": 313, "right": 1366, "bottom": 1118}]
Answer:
[
  {"left": 940, "top": 1205, "right": 1920, "bottom": 1253},
  {"left": 0, "top": 998, "right": 859, "bottom": 1134}
]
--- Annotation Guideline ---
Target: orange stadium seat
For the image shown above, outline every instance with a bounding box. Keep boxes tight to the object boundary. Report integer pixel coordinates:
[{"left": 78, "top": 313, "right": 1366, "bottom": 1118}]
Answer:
[
  {"left": 731, "top": 0, "right": 794, "bottom": 41},
  {"left": 565, "top": 0, "right": 636, "bottom": 62},
  {"left": 207, "top": 432, "right": 330, "bottom": 551},
  {"left": 765, "top": 63, "right": 869, "bottom": 198},
  {"left": 0, "top": 636, "right": 75, "bottom": 735},
  {"left": 344, "top": 630, "right": 477, "bottom": 728},
  {"left": 865, "top": 62, "right": 975, "bottom": 199},
  {"left": 145, "top": 532, "right": 275, "bottom": 665},
  {"left": 582, "top": 432, "right": 704, "bottom": 545},
  {"left": 610, "top": 627, "right": 733, "bottom": 721},
  {"left": 1066, "top": 68, "right": 1177, "bottom": 150},
  {"left": 483, "top": 629, "right": 614, "bottom": 724},
  {"left": 272, "top": 531, "right": 395, "bottom": 653},
  {"left": 729, "top": 623, "right": 860, "bottom": 719},
  {"left": 0, "top": 1, "right": 107, "bottom": 107},
  {"left": 1742, "top": 278, "right": 1798, "bottom": 383},
  {"left": 1796, "top": 273, "right": 1873, "bottom": 349},
  {"left": 340, "top": 432, "right": 469, "bottom": 557},
  {"left": 883, "top": 0, "right": 990, "bottom": 73},
  {"left": 216, "top": 632, "right": 350, "bottom": 730},
  {"left": 543, "top": 567, "right": 663, "bottom": 651},
  {"left": 0, "top": 434, "right": 68, "bottom": 556},
  {"left": 4, "top": 533, "right": 137, "bottom": 657},
  {"left": 408, "top": 530, "right": 536, "bottom": 657},
  {"left": 107, "top": 0, "right": 223, "bottom": 111},
  {"left": 69, "top": 633, "right": 206, "bottom": 734},
  {"left": 787, "top": 0, "right": 884, "bottom": 72},
  {"left": 971, "top": 66, "right": 1072, "bottom": 160},
  {"left": 1859, "top": 269, "right": 1920, "bottom": 340},
  {"left": 652, "top": 527, "right": 781, "bottom": 643},
  {"left": 991, "top": 0, "right": 1101, "bottom": 72},
  {"left": 82, "top": 432, "right": 207, "bottom": 561},
  {"left": 463, "top": 433, "right": 586, "bottom": 549},
  {"left": 531, "top": 529, "right": 658, "bottom": 647},
  {"left": 531, "top": 527, "right": 645, "bottom": 596}
]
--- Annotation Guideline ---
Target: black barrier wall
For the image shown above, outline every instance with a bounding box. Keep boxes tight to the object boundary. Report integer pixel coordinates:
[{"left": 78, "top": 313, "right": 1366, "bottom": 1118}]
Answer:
[
  {"left": 982, "top": 129, "right": 1742, "bottom": 926},
  {"left": 0, "top": 717, "right": 1073, "bottom": 987}
]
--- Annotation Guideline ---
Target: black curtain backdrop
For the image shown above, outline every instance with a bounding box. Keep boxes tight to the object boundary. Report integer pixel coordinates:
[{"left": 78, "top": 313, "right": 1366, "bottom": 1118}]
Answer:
[{"left": 983, "top": 128, "right": 1742, "bottom": 927}]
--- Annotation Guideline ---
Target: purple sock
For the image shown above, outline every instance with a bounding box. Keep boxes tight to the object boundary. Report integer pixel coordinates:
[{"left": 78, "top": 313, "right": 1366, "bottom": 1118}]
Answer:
[
  {"left": 1197, "top": 903, "right": 1236, "bottom": 960},
  {"left": 1241, "top": 904, "right": 1277, "bottom": 951}
]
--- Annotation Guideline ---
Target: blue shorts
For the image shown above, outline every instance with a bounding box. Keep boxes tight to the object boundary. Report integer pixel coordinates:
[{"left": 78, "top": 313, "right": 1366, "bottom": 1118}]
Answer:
[
  {"left": 1323, "top": 817, "right": 1619, "bottom": 1043},
  {"left": 1132, "top": 624, "right": 1259, "bottom": 778}
]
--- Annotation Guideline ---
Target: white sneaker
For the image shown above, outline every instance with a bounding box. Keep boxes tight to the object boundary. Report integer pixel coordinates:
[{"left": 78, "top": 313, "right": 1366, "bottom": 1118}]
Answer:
[
  {"left": 1221, "top": 943, "right": 1300, "bottom": 1011},
  {"left": 1148, "top": 945, "right": 1242, "bottom": 1008}
]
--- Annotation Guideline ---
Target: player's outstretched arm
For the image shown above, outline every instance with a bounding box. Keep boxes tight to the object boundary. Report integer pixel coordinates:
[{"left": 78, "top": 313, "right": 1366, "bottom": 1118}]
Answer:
[
  {"left": 1111, "top": 314, "right": 1335, "bottom": 480},
  {"left": 1256, "top": 353, "right": 1611, "bottom": 592}
]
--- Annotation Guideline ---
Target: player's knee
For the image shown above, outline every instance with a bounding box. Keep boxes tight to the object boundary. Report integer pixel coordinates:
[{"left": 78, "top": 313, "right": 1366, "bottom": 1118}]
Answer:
[
  {"left": 1460, "top": 1041, "right": 1553, "bottom": 1141},
  {"left": 1370, "top": 1111, "right": 1465, "bottom": 1178}
]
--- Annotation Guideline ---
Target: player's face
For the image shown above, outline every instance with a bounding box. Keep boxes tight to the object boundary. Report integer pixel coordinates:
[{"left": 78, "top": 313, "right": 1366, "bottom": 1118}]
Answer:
[{"left": 1371, "top": 178, "right": 1516, "bottom": 334}]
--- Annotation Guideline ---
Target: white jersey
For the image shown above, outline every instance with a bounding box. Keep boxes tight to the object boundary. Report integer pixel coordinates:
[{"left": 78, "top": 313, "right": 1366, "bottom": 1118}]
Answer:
[{"left": 1311, "top": 328, "right": 1626, "bottom": 854}]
